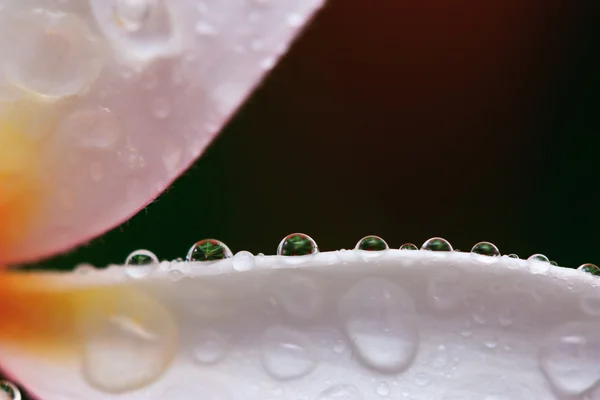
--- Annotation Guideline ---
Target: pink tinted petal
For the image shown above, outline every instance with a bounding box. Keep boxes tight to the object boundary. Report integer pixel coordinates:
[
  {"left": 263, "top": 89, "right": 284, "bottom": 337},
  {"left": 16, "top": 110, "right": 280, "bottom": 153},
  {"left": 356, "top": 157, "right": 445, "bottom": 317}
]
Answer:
[{"left": 0, "top": 0, "right": 324, "bottom": 264}]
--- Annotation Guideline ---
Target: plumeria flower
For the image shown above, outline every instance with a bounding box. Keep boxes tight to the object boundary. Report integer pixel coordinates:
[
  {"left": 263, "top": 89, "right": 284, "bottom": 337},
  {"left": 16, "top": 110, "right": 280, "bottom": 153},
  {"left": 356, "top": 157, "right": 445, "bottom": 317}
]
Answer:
[{"left": 0, "top": 1, "right": 599, "bottom": 400}]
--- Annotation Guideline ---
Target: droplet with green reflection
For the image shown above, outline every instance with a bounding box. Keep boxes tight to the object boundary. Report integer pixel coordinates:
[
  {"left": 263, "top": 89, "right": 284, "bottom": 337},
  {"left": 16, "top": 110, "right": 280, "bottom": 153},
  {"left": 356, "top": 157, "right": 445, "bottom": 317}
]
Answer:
[
  {"left": 471, "top": 241, "right": 500, "bottom": 257},
  {"left": 187, "top": 239, "right": 233, "bottom": 261},
  {"left": 400, "top": 243, "right": 418, "bottom": 250},
  {"left": 421, "top": 237, "right": 453, "bottom": 252},
  {"left": 277, "top": 233, "right": 319, "bottom": 256},
  {"left": 578, "top": 263, "right": 600, "bottom": 276},
  {"left": 355, "top": 235, "right": 389, "bottom": 251}
]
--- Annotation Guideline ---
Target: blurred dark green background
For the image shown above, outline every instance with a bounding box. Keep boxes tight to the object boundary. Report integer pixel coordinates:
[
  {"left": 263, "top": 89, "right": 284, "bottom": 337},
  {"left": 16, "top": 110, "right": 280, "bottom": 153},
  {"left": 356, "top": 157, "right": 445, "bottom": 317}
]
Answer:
[{"left": 28, "top": 1, "right": 600, "bottom": 271}]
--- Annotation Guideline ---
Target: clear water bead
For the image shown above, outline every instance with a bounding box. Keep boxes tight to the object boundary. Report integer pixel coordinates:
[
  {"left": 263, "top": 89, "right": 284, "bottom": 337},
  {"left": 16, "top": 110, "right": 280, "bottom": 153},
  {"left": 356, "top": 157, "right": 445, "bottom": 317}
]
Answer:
[
  {"left": 578, "top": 263, "right": 600, "bottom": 276},
  {"left": 232, "top": 250, "right": 256, "bottom": 271},
  {"left": 400, "top": 243, "right": 418, "bottom": 250},
  {"left": 471, "top": 241, "right": 500, "bottom": 257},
  {"left": 186, "top": 239, "right": 233, "bottom": 262},
  {"left": 260, "top": 325, "right": 316, "bottom": 380},
  {"left": 125, "top": 249, "right": 159, "bottom": 265},
  {"left": 355, "top": 235, "right": 389, "bottom": 251},
  {"left": 421, "top": 237, "right": 453, "bottom": 252},
  {"left": 277, "top": 233, "right": 319, "bottom": 256},
  {"left": 318, "top": 384, "right": 361, "bottom": 400},
  {"left": 0, "top": 381, "right": 20, "bottom": 400},
  {"left": 528, "top": 254, "right": 549, "bottom": 263}
]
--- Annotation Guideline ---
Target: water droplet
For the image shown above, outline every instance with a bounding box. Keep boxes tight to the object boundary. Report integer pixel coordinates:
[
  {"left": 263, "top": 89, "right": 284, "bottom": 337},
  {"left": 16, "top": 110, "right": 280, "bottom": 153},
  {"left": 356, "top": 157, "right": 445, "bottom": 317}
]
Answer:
[
  {"left": 550, "top": 260, "right": 558, "bottom": 266},
  {"left": 192, "top": 330, "right": 227, "bottom": 365},
  {"left": 432, "top": 345, "right": 448, "bottom": 368},
  {"left": 539, "top": 321, "right": 600, "bottom": 396},
  {"left": 318, "top": 384, "right": 361, "bottom": 400},
  {"left": 126, "top": 249, "right": 159, "bottom": 265},
  {"left": 0, "top": 381, "right": 20, "bottom": 400},
  {"left": 186, "top": 239, "right": 233, "bottom": 262},
  {"left": 0, "top": 9, "right": 105, "bottom": 98},
  {"left": 333, "top": 339, "right": 347, "bottom": 354},
  {"left": 400, "top": 243, "right": 418, "bottom": 250},
  {"left": 232, "top": 250, "right": 256, "bottom": 271},
  {"left": 277, "top": 233, "right": 319, "bottom": 256},
  {"left": 528, "top": 254, "right": 549, "bottom": 263},
  {"left": 471, "top": 241, "right": 500, "bottom": 257},
  {"left": 355, "top": 235, "right": 389, "bottom": 251},
  {"left": 91, "top": 0, "right": 181, "bottom": 62},
  {"left": 414, "top": 373, "right": 430, "bottom": 386},
  {"left": 271, "top": 272, "right": 322, "bottom": 322},
  {"left": 421, "top": 237, "right": 453, "bottom": 252},
  {"left": 60, "top": 107, "right": 121, "bottom": 150},
  {"left": 75, "top": 263, "right": 96, "bottom": 275},
  {"left": 339, "top": 278, "right": 419, "bottom": 373},
  {"left": 80, "top": 291, "right": 177, "bottom": 393},
  {"left": 261, "top": 325, "right": 316, "bottom": 380},
  {"left": 375, "top": 381, "right": 390, "bottom": 397},
  {"left": 507, "top": 253, "right": 519, "bottom": 258},
  {"left": 484, "top": 335, "right": 498, "bottom": 349},
  {"left": 578, "top": 263, "right": 600, "bottom": 276},
  {"left": 427, "top": 269, "right": 465, "bottom": 311},
  {"left": 152, "top": 97, "right": 170, "bottom": 119}
]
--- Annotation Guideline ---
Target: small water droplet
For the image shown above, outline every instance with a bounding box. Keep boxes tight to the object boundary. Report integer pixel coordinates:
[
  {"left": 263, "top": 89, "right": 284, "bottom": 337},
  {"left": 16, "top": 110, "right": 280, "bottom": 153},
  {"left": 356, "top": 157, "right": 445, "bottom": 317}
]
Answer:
[
  {"left": 375, "top": 381, "right": 390, "bottom": 397},
  {"left": 80, "top": 292, "right": 177, "bottom": 393},
  {"left": 414, "top": 373, "right": 430, "bottom": 387},
  {"left": 400, "top": 243, "right": 418, "bottom": 250},
  {"left": 528, "top": 254, "right": 549, "bottom": 263},
  {"left": 483, "top": 335, "right": 498, "bottom": 349},
  {"left": 318, "top": 384, "right": 361, "bottom": 400},
  {"left": 507, "top": 253, "right": 519, "bottom": 259},
  {"left": 277, "top": 233, "right": 319, "bottom": 256},
  {"left": 186, "top": 239, "right": 233, "bottom": 262},
  {"left": 471, "top": 241, "right": 500, "bottom": 257},
  {"left": 0, "top": 381, "right": 20, "bottom": 400},
  {"left": 550, "top": 260, "right": 558, "bottom": 266},
  {"left": 75, "top": 263, "right": 96, "bottom": 275},
  {"left": 152, "top": 97, "right": 170, "bottom": 119},
  {"left": 339, "top": 278, "right": 419, "bottom": 373},
  {"left": 261, "top": 325, "right": 316, "bottom": 380},
  {"left": 578, "top": 263, "right": 600, "bottom": 276},
  {"left": 192, "top": 330, "right": 227, "bottom": 365},
  {"left": 112, "top": 0, "right": 151, "bottom": 32},
  {"left": 271, "top": 272, "right": 322, "bottom": 321},
  {"left": 421, "top": 237, "right": 453, "bottom": 252},
  {"left": 355, "top": 235, "right": 389, "bottom": 251},
  {"left": 232, "top": 250, "right": 255, "bottom": 271},
  {"left": 539, "top": 321, "right": 600, "bottom": 396},
  {"left": 126, "top": 249, "right": 159, "bottom": 265},
  {"left": 333, "top": 339, "right": 347, "bottom": 354}
]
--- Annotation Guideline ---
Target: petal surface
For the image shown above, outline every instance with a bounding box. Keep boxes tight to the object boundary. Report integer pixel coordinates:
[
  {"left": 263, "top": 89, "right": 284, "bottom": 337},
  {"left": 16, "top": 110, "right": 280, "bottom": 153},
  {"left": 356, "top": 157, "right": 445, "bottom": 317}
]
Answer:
[{"left": 0, "top": 251, "right": 596, "bottom": 399}]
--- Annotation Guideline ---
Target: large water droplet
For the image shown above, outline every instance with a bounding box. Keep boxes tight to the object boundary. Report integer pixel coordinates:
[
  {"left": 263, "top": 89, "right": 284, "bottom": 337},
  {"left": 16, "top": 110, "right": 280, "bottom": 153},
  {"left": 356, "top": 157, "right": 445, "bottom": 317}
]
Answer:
[
  {"left": 261, "top": 325, "right": 316, "bottom": 380},
  {"left": 539, "top": 321, "right": 600, "bottom": 396},
  {"left": 318, "top": 384, "right": 361, "bottom": 400},
  {"left": 277, "top": 233, "right": 319, "bottom": 256},
  {"left": 339, "top": 278, "right": 419, "bottom": 373},
  {"left": 192, "top": 330, "right": 227, "bottom": 365},
  {"left": 80, "top": 291, "right": 177, "bottom": 393},
  {"left": 91, "top": 0, "right": 182, "bottom": 63},
  {"left": 232, "top": 250, "right": 256, "bottom": 272},
  {"left": 0, "top": 381, "right": 20, "bottom": 400},
  {"left": 471, "top": 242, "right": 500, "bottom": 257},
  {"left": 270, "top": 272, "right": 322, "bottom": 322},
  {"left": 400, "top": 243, "right": 418, "bottom": 250},
  {"left": 0, "top": 9, "right": 105, "bottom": 98},
  {"left": 528, "top": 254, "right": 549, "bottom": 263},
  {"left": 578, "top": 263, "right": 600, "bottom": 276},
  {"left": 355, "top": 235, "right": 389, "bottom": 251},
  {"left": 421, "top": 237, "right": 453, "bottom": 252},
  {"left": 186, "top": 239, "right": 233, "bottom": 262}
]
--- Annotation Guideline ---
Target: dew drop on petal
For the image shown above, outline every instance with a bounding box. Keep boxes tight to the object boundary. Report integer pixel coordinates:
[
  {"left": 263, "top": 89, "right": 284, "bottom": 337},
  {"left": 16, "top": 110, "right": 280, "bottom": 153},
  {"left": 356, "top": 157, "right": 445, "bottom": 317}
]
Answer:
[
  {"left": 126, "top": 249, "right": 159, "bottom": 265},
  {"left": 186, "top": 239, "right": 233, "bottom": 262},
  {"left": 355, "top": 235, "right": 389, "bottom": 251},
  {"left": 232, "top": 250, "right": 256, "bottom": 272},
  {"left": 400, "top": 243, "right": 418, "bottom": 250},
  {"left": 578, "top": 263, "right": 600, "bottom": 276},
  {"left": 277, "top": 233, "right": 319, "bottom": 256},
  {"left": 471, "top": 241, "right": 500, "bottom": 257},
  {"left": 421, "top": 237, "right": 453, "bottom": 252},
  {"left": 0, "top": 380, "right": 21, "bottom": 400}
]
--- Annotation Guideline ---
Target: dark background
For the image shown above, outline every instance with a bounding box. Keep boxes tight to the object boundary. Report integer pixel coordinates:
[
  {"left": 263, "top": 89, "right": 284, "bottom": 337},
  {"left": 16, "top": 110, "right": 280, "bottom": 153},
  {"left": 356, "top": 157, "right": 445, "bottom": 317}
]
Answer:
[{"left": 29, "top": 1, "right": 600, "bottom": 271}]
